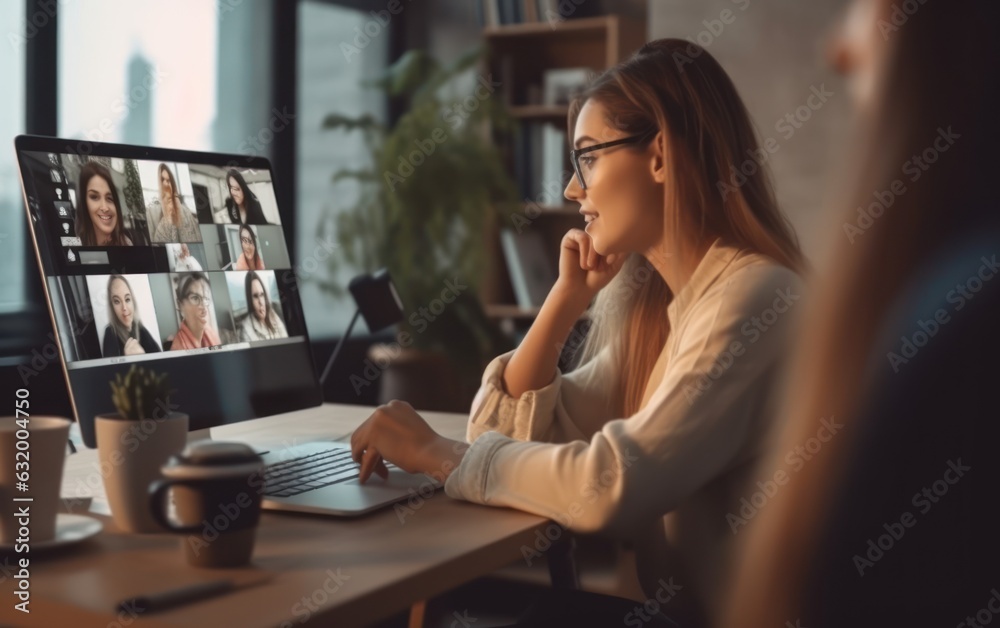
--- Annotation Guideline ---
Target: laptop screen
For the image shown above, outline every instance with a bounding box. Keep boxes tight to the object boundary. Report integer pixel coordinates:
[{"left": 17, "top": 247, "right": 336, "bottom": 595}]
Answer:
[{"left": 15, "top": 136, "right": 323, "bottom": 448}]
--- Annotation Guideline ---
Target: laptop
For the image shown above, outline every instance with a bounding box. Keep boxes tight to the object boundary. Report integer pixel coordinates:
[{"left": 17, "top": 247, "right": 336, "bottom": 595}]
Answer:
[{"left": 14, "top": 135, "right": 441, "bottom": 516}]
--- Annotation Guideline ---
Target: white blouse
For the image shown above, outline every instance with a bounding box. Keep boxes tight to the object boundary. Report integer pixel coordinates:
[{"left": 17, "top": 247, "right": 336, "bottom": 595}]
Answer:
[
  {"left": 444, "top": 239, "right": 804, "bottom": 617},
  {"left": 240, "top": 310, "right": 288, "bottom": 342}
]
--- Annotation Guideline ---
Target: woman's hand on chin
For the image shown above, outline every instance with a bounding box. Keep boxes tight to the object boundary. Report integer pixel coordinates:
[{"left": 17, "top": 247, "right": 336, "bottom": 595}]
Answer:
[
  {"left": 555, "top": 228, "right": 627, "bottom": 307},
  {"left": 350, "top": 399, "right": 469, "bottom": 484}
]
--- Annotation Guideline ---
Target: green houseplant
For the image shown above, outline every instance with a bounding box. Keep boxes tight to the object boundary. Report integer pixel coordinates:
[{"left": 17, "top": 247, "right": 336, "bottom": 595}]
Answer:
[
  {"left": 320, "top": 48, "right": 518, "bottom": 409},
  {"left": 109, "top": 364, "right": 174, "bottom": 421}
]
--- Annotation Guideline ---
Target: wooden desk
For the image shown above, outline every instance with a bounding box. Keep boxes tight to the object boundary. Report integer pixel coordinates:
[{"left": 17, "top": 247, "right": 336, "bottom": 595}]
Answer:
[{"left": 9, "top": 403, "right": 549, "bottom": 627}]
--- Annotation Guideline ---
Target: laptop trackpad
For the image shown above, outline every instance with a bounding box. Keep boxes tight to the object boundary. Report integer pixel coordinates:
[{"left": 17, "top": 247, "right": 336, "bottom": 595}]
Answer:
[{"left": 262, "top": 469, "right": 441, "bottom": 517}]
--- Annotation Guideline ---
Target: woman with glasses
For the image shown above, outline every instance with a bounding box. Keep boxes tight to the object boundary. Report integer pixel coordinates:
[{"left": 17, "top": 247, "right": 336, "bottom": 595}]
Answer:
[
  {"left": 170, "top": 272, "right": 220, "bottom": 351},
  {"left": 234, "top": 224, "right": 265, "bottom": 270},
  {"left": 240, "top": 271, "right": 287, "bottom": 342},
  {"left": 349, "top": 38, "right": 805, "bottom": 626}
]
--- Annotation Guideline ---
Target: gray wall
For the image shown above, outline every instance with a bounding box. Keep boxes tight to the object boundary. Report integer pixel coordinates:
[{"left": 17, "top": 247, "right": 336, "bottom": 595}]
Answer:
[
  {"left": 649, "top": 0, "right": 852, "bottom": 260},
  {"left": 428, "top": 0, "right": 852, "bottom": 261}
]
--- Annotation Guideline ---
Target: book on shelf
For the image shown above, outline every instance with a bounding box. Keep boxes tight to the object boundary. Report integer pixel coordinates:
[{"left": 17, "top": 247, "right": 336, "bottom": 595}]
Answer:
[
  {"left": 500, "top": 228, "right": 557, "bottom": 309},
  {"left": 529, "top": 123, "right": 544, "bottom": 197},
  {"left": 478, "top": 0, "right": 600, "bottom": 28},
  {"left": 540, "top": 125, "right": 567, "bottom": 205},
  {"left": 542, "top": 67, "right": 592, "bottom": 106},
  {"left": 481, "top": 0, "right": 500, "bottom": 27},
  {"left": 499, "top": 0, "right": 521, "bottom": 24},
  {"left": 513, "top": 121, "right": 568, "bottom": 205},
  {"left": 523, "top": 0, "right": 538, "bottom": 22}
]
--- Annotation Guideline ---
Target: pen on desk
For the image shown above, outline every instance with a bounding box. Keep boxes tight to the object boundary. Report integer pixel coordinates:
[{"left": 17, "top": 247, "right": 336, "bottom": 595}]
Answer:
[{"left": 115, "top": 577, "right": 270, "bottom": 615}]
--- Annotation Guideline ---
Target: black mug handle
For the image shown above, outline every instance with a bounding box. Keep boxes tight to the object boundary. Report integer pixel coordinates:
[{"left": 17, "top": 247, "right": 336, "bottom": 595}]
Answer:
[{"left": 148, "top": 478, "right": 207, "bottom": 534}]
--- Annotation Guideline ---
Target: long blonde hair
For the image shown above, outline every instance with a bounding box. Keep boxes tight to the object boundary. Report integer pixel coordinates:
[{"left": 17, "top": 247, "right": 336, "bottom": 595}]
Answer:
[
  {"left": 107, "top": 274, "right": 141, "bottom": 347},
  {"left": 569, "top": 38, "right": 804, "bottom": 417}
]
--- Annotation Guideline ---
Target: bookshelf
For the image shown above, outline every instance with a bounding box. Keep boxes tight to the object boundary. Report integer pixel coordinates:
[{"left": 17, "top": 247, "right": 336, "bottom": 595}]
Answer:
[
  {"left": 478, "top": 8, "right": 647, "bottom": 326},
  {"left": 484, "top": 15, "right": 645, "bottom": 70}
]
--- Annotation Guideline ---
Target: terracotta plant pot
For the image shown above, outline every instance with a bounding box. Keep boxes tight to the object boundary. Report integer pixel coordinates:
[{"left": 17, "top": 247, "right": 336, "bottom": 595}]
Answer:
[{"left": 95, "top": 412, "right": 189, "bottom": 533}]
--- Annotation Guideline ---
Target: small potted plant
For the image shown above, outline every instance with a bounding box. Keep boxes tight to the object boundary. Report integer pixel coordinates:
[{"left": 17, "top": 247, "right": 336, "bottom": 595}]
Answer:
[
  {"left": 319, "top": 47, "right": 517, "bottom": 411},
  {"left": 95, "top": 365, "right": 189, "bottom": 533},
  {"left": 108, "top": 366, "right": 175, "bottom": 421}
]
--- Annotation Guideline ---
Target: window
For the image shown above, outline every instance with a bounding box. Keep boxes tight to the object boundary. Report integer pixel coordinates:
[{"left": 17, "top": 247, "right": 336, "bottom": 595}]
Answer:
[
  {"left": 0, "top": 0, "right": 26, "bottom": 313},
  {"left": 58, "top": 0, "right": 272, "bottom": 155},
  {"left": 7, "top": 0, "right": 390, "bottom": 343},
  {"left": 296, "top": 0, "right": 389, "bottom": 339}
]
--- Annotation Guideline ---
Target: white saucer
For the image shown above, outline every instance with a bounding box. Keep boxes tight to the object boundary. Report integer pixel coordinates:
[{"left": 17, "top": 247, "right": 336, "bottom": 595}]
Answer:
[{"left": 0, "top": 513, "right": 103, "bottom": 552}]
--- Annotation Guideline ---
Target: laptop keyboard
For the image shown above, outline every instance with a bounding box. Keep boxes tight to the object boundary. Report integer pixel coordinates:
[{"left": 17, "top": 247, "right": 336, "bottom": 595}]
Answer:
[{"left": 261, "top": 447, "right": 396, "bottom": 497}]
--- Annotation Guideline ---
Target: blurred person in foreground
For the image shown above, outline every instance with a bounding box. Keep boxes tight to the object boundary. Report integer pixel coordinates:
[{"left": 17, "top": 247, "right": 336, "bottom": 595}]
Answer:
[{"left": 724, "top": 1, "right": 1000, "bottom": 626}]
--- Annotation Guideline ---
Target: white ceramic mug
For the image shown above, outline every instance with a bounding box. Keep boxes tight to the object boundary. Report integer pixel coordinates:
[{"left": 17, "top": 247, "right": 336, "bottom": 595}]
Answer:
[
  {"left": 95, "top": 412, "right": 188, "bottom": 533},
  {"left": 0, "top": 416, "right": 72, "bottom": 544}
]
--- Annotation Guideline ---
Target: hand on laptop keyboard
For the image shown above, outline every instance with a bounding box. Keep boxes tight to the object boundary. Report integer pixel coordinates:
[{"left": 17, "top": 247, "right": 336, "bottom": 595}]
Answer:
[
  {"left": 349, "top": 400, "right": 469, "bottom": 485},
  {"left": 261, "top": 448, "right": 398, "bottom": 497}
]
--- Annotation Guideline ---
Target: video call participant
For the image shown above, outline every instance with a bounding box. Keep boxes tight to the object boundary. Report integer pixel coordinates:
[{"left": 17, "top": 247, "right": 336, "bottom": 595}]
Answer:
[
  {"left": 151, "top": 163, "right": 201, "bottom": 242},
  {"left": 172, "top": 243, "right": 203, "bottom": 271},
  {"left": 76, "top": 161, "right": 133, "bottom": 246},
  {"left": 241, "top": 271, "right": 288, "bottom": 342},
  {"left": 101, "top": 275, "right": 161, "bottom": 357},
  {"left": 171, "top": 272, "right": 221, "bottom": 350},
  {"left": 225, "top": 168, "right": 268, "bottom": 225},
  {"left": 234, "top": 224, "right": 265, "bottom": 270}
]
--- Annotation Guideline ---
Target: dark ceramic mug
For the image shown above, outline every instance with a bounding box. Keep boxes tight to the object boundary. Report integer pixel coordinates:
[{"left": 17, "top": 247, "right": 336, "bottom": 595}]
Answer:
[{"left": 149, "top": 441, "right": 264, "bottom": 568}]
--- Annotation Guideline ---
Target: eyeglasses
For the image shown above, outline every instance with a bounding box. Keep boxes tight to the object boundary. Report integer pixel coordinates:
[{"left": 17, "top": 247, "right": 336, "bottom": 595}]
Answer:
[
  {"left": 569, "top": 130, "right": 655, "bottom": 190},
  {"left": 240, "top": 237, "right": 253, "bottom": 245},
  {"left": 184, "top": 293, "right": 212, "bottom": 307}
]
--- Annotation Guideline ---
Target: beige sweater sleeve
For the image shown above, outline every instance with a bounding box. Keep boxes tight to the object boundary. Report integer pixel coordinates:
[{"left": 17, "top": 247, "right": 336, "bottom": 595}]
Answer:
[
  {"left": 464, "top": 342, "right": 620, "bottom": 445},
  {"left": 445, "top": 263, "right": 802, "bottom": 535}
]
